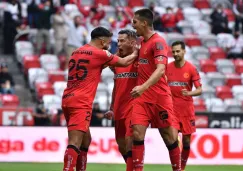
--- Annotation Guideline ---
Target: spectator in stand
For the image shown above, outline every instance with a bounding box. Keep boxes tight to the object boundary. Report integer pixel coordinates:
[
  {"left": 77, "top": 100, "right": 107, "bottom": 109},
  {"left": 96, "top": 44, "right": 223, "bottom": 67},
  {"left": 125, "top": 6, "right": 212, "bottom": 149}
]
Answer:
[
  {"left": 233, "top": 0, "right": 243, "bottom": 33},
  {"left": 61, "top": 11, "right": 88, "bottom": 68},
  {"left": 3, "top": 0, "right": 22, "bottom": 54},
  {"left": 28, "top": 0, "right": 56, "bottom": 55},
  {"left": 90, "top": 103, "right": 104, "bottom": 126},
  {"left": 33, "top": 101, "right": 51, "bottom": 126},
  {"left": 210, "top": 4, "right": 231, "bottom": 35},
  {"left": 52, "top": 7, "right": 68, "bottom": 56},
  {"left": 227, "top": 31, "right": 243, "bottom": 59},
  {"left": 149, "top": 2, "right": 163, "bottom": 32},
  {"left": 161, "top": 7, "right": 179, "bottom": 33},
  {"left": 0, "top": 63, "right": 15, "bottom": 94}
]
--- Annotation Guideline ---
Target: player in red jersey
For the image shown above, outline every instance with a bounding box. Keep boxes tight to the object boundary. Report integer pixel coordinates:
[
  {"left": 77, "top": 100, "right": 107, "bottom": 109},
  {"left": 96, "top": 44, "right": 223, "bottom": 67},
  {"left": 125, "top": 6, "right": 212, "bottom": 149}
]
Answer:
[
  {"left": 62, "top": 27, "right": 138, "bottom": 171},
  {"left": 167, "top": 41, "right": 202, "bottom": 171},
  {"left": 131, "top": 8, "right": 181, "bottom": 171},
  {"left": 105, "top": 29, "right": 138, "bottom": 171}
]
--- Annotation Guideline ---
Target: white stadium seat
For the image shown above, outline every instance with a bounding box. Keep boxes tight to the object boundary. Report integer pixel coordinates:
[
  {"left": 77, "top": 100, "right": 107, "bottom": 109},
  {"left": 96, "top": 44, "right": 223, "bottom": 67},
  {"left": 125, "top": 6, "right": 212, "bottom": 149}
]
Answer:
[
  {"left": 206, "top": 72, "right": 225, "bottom": 87},
  {"left": 177, "top": 20, "right": 194, "bottom": 35},
  {"left": 200, "top": 8, "right": 213, "bottom": 23},
  {"left": 28, "top": 68, "right": 48, "bottom": 89},
  {"left": 158, "top": 0, "right": 178, "bottom": 8},
  {"left": 232, "top": 85, "right": 243, "bottom": 101},
  {"left": 166, "top": 33, "right": 184, "bottom": 46},
  {"left": 191, "top": 46, "right": 209, "bottom": 60},
  {"left": 224, "top": 99, "right": 242, "bottom": 113},
  {"left": 216, "top": 33, "right": 235, "bottom": 50},
  {"left": 205, "top": 98, "right": 225, "bottom": 112},
  {"left": 192, "top": 20, "right": 211, "bottom": 35},
  {"left": 178, "top": 0, "right": 193, "bottom": 8},
  {"left": 199, "top": 34, "right": 218, "bottom": 48},
  {"left": 15, "top": 41, "right": 34, "bottom": 63},
  {"left": 201, "top": 85, "right": 216, "bottom": 99},
  {"left": 183, "top": 7, "right": 202, "bottom": 22},
  {"left": 216, "top": 59, "right": 235, "bottom": 74},
  {"left": 40, "top": 54, "right": 60, "bottom": 71},
  {"left": 43, "top": 95, "right": 61, "bottom": 111},
  {"left": 53, "top": 81, "right": 67, "bottom": 97}
]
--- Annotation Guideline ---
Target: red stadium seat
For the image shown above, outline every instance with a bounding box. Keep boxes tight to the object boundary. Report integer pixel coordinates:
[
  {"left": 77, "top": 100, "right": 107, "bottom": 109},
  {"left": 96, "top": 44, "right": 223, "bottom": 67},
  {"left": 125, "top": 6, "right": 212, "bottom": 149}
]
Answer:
[
  {"left": 193, "top": 98, "right": 207, "bottom": 111},
  {"left": 1, "top": 95, "right": 20, "bottom": 107},
  {"left": 216, "top": 86, "right": 233, "bottom": 100},
  {"left": 35, "top": 82, "right": 55, "bottom": 100},
  {"left": 194, "top": 0, "right": 210, "bottom": 9},
  {"left": 234, "top": 59, "right": 243, "bottom": 74},
  {"left": 209, "top": 47, "right": 226, "bottom": 61},
  {"left": 184, "top": 34, "right": 202, "bottom": 47},
  {"left": 200, "top": 59, "right": 217, "bottom": 73},
  {"left": 224, "top": 9, "right": 235, "bottom": 22},
  {"left": 176, "top": 8, "right": 184, "bottom": 21},
  {"left": 23, "top": 55, "right": 41, "bottom": 75},
  {"left": 128, "top": 0, "right": 144, "bottom": 8},
  {"left": 94, "top": 0, "right": 110, "bottom": 5},
  {"left": 58, "top": 55, "right": 66, "bottom": 70},
  {"left": 225, "top": 73, "right": 242, "bottom": 87},
  {"left": 48, "top": 70, "right": 66, "bottom": 84}
]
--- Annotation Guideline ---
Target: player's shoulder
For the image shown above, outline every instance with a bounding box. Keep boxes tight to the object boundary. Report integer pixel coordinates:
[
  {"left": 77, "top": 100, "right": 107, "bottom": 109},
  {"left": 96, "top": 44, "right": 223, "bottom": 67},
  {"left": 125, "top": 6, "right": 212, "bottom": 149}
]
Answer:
[
  {"left": 167, "top": 61, "right": 175, "bottom": 68},
  {"left": 149, "top": 33, "right": 168, "bottom": 48},
  {"left": 186, "top": 61, "right": 197, "bottom": 69}
]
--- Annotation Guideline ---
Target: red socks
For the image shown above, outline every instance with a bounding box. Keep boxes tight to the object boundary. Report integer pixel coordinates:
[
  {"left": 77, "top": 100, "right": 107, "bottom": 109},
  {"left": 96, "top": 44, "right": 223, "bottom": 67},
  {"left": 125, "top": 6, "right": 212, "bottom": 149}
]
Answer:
[
  {"left": 63, "top": 145, "right": 80, "bottom": 171},
  {"left": 76, "top": 147, "right": 88, "bottom": 171},
  {"left": 126, "top": 151, "right": 133, "bottom": 171},
  {"left": 132, "top": 140, "right": 144, "bottom": 171},
  {"left": 181, "top": 146, "right": 190, "bottom": 170},
  {"left": 167, "top": 141, "right": 181, "bottom": 171}
]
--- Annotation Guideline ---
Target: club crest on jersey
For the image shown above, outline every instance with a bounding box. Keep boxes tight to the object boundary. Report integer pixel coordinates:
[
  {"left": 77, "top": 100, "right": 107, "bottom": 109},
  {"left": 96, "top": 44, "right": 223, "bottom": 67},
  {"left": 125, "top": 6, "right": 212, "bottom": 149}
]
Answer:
[
  {"left": 156, "top": 42, "right": 163, "bottom": 50},
  {"left": 184, "top": 72, "right": 189, "bottom": 78},
  {"left": 104, "top": 50, "right": 112, "bottom": 57},
  {"left": 156, "top": 56, "right": 163, "bottom": 61}
]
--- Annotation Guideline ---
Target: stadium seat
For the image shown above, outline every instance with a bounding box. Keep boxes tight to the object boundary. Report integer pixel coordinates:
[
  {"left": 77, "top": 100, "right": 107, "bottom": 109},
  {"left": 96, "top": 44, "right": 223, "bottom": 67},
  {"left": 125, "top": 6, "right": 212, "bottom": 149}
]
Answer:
[
  {"left": 216, "top": 33, "right": 235, "bottom": 49},
  {"left": 183, "top": 7, "right": 202, "bottom": 22},
  {"left": 153, "top": 6, "right": 166, "bottom": 16},
  {"left": 15, "top": 41, "right": 34, "bottom": 63},
  {"left": 191, "top": 46, "right": 209, "bottom": 60},
  {"left": 205, "top": 98, "right": 225, "bottom": 112},
  {"left": 1, "top": 95, "right": 20, "bottom": 107},
  {"left": 206, "top": 72, "right": 225, "bottom": 87},
  {"left": 23, "top": 55, "right": 41, "bottom": 75},
  {"left": 184, "top": 34, "right": 202, "bottom": 47},
  {"left": 128, "top": 0, "right": 144, "bottom": 8},
  {"left": 94, "top": 0, "right": 110, "bottom": 5},
  {"left": 232, "top": 85, "right": 243, "bottom": 101},
  {"left": 225, "top": 73, "right": 242, "bottom": 87},
  {"left": 194, "top": 0, "right": 210, "bottom": 9},
  {"left": 216, "top": 59, "right": 235, "bottom": 74},
  {"left": 199, "top": 71, "right": 208, "bottom": 85},
  {"left": 200, "top": 8, "right": 213, "bottom": 23},
  {"left": 215, "top": 86, "right": 233, "bottom": 100},
  {"left": 208, "top": 47, "right": 226, "bottom": 61},
  {"left": 58, "top": 55, "right": 66, "bottom": 70},
  {"left": 48, "top": 70, "right": 66, "bottom": 84},
  {"left": 103, "top": 6, "right": 116, "bottom": 21},
  {"left": 64, "top": 4, "right": 79, "bottom": 14},
  {"left": 35, "top": 82, "right": 55, "bottom": 100},
  {"left": 210, "top": 0, "right": 232, "bottom": 9},
  {"left": 234, "top": 59, "right": 243, "bottom": 74},
  {"left": 177, "top": 20, "right": 194, "bottom": 35},
  {"left": 28, "top": 68, "right": 48, "bottom": 90},
  {"left": 101, "top": 67, "right": 114, "bottom": 84},
  {"left": 200, "top": 59, "right": 217, "bottom": 73},
  {"left": 224, "top": 99, "right": 242, "bottom": 112},
  {"left": 159, "top": 0, "right": 178, "bottom": 8},
  {"left": 178, "top": 0, "right": 193, "bottom": 8},
  {"left": 166, "top": 33, "right": 185, "bottom": 46},
  {"left": 201, "top": 85, "right": 216, "bottom": 99},
  {"left": 40, "top": 54, "right": 60, "bottom": 71},
  {"left": 43, "top": 95, "right": 61, "bottom": 111},
  {"left": 53, "top": 81, "right": 67, "bottom": 97},
  {"left": 224, "top": 8, "right": 235, "bottom": 22},
  {"left": 199, "top": 34, "right": 218, "bottom": 48},
  {"left": 96, "top": 83, "right": 108, "bottom": 96},
  {"left": 192, "top": 20, "right": 211, "bottom": 35},
  {"left": 193, "top": 98, "right": 207, "bottom": 111}
]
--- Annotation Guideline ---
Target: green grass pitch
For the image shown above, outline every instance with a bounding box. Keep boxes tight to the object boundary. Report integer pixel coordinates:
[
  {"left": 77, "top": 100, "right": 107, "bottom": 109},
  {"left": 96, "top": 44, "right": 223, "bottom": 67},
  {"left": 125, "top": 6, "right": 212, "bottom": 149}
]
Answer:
[{"left": 0, "top": 163, "right": 242, "bottom": 171}]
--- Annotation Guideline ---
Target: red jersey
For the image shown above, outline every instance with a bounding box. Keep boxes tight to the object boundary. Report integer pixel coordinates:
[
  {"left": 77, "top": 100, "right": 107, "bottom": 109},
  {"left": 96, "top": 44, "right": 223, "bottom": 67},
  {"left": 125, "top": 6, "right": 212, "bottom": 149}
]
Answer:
[
  {"left": 167, "top": 61, "right": 201, "bottom": 104},
  {"left": 62, "top": 44, "right": 119, "bottom": 109},
  {"left": 137, "top": 33, "right": 170, "bottom": 103},
  {"left": 113, "top": 61, "right": 138, "bottom": 120}
]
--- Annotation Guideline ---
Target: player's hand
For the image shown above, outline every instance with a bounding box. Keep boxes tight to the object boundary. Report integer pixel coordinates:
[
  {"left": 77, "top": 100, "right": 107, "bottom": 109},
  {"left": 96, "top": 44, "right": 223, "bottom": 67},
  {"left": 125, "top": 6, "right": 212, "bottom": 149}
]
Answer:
[
  {"left": 131, "top": 85, "right": 147, "bottom": 98},
  {"left": 104, "top": 110, "right": 114, "bottom": 120},
  {"left": 181, "top": 89, "right": 190, "bottom": 96}
]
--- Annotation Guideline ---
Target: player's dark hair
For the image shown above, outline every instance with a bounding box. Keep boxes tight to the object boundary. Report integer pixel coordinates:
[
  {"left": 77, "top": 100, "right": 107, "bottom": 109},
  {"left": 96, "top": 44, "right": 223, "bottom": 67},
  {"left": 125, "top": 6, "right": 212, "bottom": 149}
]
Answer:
[
  {"left": 134, "top": 8, "right": 154, "bottom": 27},
  {"left": 172, "top": 41, "right": 186, "bottom": 50},
  {"left": 91, "top": 27, "right": 113, "bottom": 40},
  {"left": 118, "top": 29, "right": 137, "bottom": 40}
]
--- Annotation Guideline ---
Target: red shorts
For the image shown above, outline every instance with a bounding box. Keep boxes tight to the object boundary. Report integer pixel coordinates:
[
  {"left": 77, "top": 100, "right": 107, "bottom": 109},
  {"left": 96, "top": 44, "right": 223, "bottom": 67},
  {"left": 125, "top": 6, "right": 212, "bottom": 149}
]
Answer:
[
  {"left": 132, "top": 95, "right": 179, "bottom": 129},
  {"left": 174, "top": 103, "right": 196, "bottom": 135},
  {"left": 62, "top": 106, "right": 91, "bottom": 132},
  {"left": 115, "top": 116, "right": 133, "bottom": 139}
]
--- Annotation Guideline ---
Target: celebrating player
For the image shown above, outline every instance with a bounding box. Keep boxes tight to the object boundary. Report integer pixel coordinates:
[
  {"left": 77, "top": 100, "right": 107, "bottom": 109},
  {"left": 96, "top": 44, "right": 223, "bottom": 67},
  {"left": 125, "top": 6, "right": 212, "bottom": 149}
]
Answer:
[
  {"left": 61, "top": 26, "right": 138, "bottom": 171},
  {"left": 130, "top": 8, "right": 181, "bottom": 171},
  {"left": 167, "top": 41, "right": 202, "bottom": 171},
  {"left": 105, "top": 29, "right": 137, "bottom": 171}
]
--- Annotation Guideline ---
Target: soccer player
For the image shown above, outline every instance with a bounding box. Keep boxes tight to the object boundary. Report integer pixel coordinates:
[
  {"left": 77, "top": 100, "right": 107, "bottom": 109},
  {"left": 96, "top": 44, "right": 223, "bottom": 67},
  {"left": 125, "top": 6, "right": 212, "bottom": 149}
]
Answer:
[
  {"left": 62, "top": 26, "right": 138, "bottom": 171},
  {"left": 105, "top": 29, "right": 138, "bottom": 171},
  {"left": 167, "top": 41, "right": 202, "bottom": 171},
  {"left": 130, "top": 8, "right": 181, "bottom": 171}
]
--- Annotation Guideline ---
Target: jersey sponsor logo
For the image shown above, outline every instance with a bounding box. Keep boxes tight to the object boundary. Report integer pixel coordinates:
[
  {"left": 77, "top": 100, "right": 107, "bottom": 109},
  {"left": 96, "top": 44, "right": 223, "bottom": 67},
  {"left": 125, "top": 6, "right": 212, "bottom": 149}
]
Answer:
[
  {"left": 155, "top": 42, "right": 163, "bottom": 50},
  {"left": 62, "top": 93, "right": 74, "bottom": 99},
  {"left": 139, "top": 58, "right": 149, "bottom": 64},
  {"left": 183, "top": 72, "right": 190, "bottom": 78},
  {"left": 104, "top": 50, "right": 112, "bottom": 57},
  {"left": 72, "top": 50, "right": 92, "bottom": 56},
  {"left": 114, "top": 72, "right": 138, "bottom": 79},
  {"left": 168, "top": 81, "right": 188, "bottom": 86}
]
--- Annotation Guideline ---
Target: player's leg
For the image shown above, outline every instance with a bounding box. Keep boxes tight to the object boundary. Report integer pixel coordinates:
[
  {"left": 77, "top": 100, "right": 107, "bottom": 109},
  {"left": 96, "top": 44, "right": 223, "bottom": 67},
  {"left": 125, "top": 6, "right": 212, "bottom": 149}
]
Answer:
[
  {"left": 181, "top": 134, "right": 191, "bottom": 171},
  {"left": 125, "top": 118, "right": 133, "bottom": 171},
  {"left": 115, "top": 119, "right": 127, "bottom": 162},
  {"left": 76, "top": 128, "right": 92, "bottom": 171}
]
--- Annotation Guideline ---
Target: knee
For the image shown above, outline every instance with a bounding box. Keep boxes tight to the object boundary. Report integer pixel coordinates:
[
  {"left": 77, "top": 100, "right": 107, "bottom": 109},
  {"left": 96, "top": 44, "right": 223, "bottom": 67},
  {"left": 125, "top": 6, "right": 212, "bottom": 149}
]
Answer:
[{"left": 133, "top": 129, "right": 144, "bottom": 141}]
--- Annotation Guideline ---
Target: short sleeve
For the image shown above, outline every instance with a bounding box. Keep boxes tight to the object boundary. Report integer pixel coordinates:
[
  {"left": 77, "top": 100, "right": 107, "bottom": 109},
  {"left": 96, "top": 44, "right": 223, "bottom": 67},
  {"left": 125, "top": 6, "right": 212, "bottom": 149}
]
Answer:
[
  {"left": 151, "top": 39, "right": 168, "bottom": 65},
  {"left": 100, "top": 50, "right": 119, "bottom": 66},
  {"left": 191, "top": 66, "right": 201, "bottom": 88}
]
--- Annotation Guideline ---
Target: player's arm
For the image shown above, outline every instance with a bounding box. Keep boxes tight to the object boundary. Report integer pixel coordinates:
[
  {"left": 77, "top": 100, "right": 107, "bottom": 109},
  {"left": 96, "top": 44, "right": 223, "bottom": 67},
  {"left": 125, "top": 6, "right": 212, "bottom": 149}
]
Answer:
[
  {"left": 182, "top": 86, "right": 202, "bottom": 96},
  {"left": 131, "top": 62, "right": 165, "bottom": 98},
  {"left": 104, "top": 83, "right": 116, "bottom": 120},
  {"left": 113, "top": 50, "right": 138, "bottom": 67}
]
